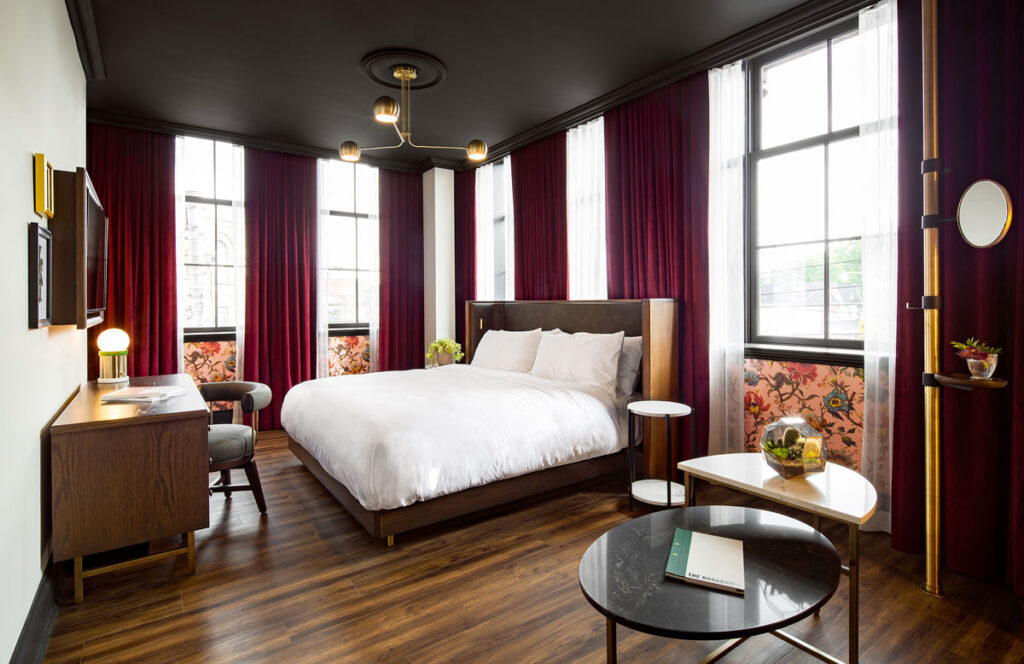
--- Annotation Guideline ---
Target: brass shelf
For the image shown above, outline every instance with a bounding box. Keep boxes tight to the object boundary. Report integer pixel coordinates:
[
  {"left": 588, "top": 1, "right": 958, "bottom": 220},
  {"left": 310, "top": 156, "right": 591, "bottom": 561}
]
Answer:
[{"left": 933, "top": 372, "right": 1007, "bottom": 390}]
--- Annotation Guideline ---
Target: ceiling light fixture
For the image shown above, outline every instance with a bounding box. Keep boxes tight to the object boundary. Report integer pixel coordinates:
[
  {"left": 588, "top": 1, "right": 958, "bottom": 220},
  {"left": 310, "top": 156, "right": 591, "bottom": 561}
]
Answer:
[{"left": 340, "top": 51, "right": 487, "bottom": 164}]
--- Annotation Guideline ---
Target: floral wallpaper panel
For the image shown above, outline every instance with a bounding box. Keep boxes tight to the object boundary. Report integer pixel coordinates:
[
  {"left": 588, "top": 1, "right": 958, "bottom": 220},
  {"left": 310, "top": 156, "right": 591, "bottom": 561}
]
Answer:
[
  {"left": 183, "top": 336, "right": 370, "bottom": 411},
  {"left": 743, "top": 359, "right": 864, "bottom": 470}
]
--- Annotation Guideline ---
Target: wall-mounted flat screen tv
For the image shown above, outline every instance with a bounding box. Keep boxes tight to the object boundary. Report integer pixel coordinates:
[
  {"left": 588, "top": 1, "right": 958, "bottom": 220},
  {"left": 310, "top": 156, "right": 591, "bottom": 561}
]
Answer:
[{"left": 83, "top": 171, "right": 108, "bottom": 318}]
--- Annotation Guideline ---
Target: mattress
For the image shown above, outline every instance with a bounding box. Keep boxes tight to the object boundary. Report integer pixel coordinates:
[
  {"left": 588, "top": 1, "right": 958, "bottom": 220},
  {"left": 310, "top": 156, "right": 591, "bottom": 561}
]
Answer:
[{"left": 280, "top": 364, "right": 635, "bottom": 510}]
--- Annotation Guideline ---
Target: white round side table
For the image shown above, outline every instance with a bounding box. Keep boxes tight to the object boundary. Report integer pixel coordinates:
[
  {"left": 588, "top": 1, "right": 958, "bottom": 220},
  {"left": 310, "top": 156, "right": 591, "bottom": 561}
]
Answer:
[{"left": 626, "top": 400, "right": 694, "bottom": 509}]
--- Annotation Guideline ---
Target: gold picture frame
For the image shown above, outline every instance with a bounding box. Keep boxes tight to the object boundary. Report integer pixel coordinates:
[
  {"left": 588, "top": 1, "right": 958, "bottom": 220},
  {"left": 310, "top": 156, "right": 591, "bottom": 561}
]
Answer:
[{"left": 33, "top": 153, "right": 54, "bottom": 218}]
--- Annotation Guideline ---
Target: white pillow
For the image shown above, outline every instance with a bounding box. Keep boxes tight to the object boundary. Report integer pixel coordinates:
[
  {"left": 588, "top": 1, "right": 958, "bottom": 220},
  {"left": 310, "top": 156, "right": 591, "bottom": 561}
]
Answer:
[
  {"left": 471, "top": 328, "right": 543, "bottom": 373},
  {"left": 529, "top": 331, "right": 625, "bottom": 393},
  {"left": 616, "top": 336, "right": 643, "bottom": 395}
]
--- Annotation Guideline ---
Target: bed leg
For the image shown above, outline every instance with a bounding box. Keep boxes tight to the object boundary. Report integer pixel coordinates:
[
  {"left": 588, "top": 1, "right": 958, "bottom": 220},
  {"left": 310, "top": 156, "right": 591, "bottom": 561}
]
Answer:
[{"left": 385, "top": 534, "right": 394, "bottom": 548}]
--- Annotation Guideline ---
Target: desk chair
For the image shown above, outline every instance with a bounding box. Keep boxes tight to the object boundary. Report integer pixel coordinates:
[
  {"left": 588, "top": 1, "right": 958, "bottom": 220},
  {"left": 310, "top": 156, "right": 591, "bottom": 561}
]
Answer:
[{"left": 199, "top": 381, "right": 272, "bottom": 513}]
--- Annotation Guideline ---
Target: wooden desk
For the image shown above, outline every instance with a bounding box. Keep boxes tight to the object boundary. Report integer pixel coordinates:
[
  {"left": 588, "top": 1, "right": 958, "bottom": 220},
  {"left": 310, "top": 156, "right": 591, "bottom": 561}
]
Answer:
[{"left": 50, "top": 374, "right": 210, "bottom": 602}]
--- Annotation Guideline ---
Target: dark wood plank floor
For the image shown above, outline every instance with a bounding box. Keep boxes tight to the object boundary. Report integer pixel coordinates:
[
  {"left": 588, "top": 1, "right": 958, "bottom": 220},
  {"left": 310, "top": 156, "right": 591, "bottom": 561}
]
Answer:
[{"left": 44, "top": 431, "right": 1023, "bottom": 664}]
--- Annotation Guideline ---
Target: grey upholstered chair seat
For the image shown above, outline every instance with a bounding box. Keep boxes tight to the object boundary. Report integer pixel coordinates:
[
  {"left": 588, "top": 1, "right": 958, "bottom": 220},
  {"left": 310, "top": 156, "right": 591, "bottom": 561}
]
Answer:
[{"left": 208, "top": 424, "right": 254, "bottom": 464}]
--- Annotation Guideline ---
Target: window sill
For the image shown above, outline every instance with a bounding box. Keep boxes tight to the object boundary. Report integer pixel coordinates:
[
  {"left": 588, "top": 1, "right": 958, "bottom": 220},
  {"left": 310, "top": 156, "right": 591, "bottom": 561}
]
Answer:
[{"left": 744, "top": 343, "right": 864, "bottom": 368}]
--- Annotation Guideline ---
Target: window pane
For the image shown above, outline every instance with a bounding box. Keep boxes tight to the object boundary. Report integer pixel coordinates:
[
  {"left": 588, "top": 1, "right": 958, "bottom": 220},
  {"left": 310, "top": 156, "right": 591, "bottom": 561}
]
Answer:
[
  {"left": 216, "top": 205, "right": 239, "bottom": 266},
  {"left": 215, "top": 142, "right": 242, "bottom": 201},
  {"left": 323, "top": 216, "right": 356, "bottom": 269},
  {"left": 183, "top": 264, "right": 215, "bottom": 328},
  {"left": 183, "top": 202, "right": 215, "bottom": 264},
  {"left": 180, "top": 137, "right": 215, "bottom": 199},
  {"left": 757, "top": 146, "right": 825, "bottom": 246},
  {"left": 326, "top": 269, "right": 357, "bottom": 324},
  {"left": 216, "top": 266, "right": 236, "bottom": 327},
  {"left": 323, "top": 160, "right": 355, "bottom": 212},
  {"left": 757, "top": 244, "right": 825, "bottom": 339},
  {"left": 828, "top": 137, "right": 871, "bottom": 239},
  {"left": 357, "top": 271, "right": 378, "bottom": 324},
  {"left": 760, "top": 43, "right": 828, "bottom": 149},
  {"left": 831, "top": 32, "right": 864, "bottom": 131},
  {"left": 828, "top": 240, "right": 863, "bottom": 339},
  {"left": 356, "top": 164, "right": 379, "bottom": 215},
  {"left": 357, "top": 218, "right": 378, "bottom": 271}
]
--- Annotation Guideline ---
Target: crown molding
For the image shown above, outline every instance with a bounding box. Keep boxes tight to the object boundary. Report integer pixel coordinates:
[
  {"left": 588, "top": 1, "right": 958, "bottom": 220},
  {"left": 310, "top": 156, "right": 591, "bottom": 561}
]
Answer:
[
  {"left": 66, "top": 0, "right": 106, "bottom": 80},
  {"left": 477, "top": 0, "right": 876, "bottom": 167},
  {"left": 86, "top": 110, "right": 424, "bottom": 173}
]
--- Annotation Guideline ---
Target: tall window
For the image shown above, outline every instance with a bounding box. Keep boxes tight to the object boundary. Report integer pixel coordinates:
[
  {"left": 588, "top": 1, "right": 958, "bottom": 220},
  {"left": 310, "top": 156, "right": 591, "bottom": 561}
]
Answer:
[
  {"left": 318, "top": 159, "right": 379, "bottom": 331},
  {"left": 177, "top": 137, "right": 244, "bottom": 332},
  {"left": 566, "top": 116, "right": 608, "bottom": 300},
  {"left": 746, "top": 20, "right": 879, "bottom": 348},
  {"left": 475, "top": 156, "right": 515, "bottom": 301}
]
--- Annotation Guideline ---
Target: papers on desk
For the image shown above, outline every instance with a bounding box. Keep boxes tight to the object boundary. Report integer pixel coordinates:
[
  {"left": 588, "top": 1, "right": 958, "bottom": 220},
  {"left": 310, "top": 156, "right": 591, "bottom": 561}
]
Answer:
[{"left": 100, "top": 386, "right": 187, "bottom": 403}]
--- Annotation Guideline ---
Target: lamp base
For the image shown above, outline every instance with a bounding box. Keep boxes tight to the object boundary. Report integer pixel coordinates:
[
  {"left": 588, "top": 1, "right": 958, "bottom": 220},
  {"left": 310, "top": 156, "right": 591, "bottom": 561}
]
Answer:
[{"left": 97, "top": 376, "right": 130, "bottom": 384}]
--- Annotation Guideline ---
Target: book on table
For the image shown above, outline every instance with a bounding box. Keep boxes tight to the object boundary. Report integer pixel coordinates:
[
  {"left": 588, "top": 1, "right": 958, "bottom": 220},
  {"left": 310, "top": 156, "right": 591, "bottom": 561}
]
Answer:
[
  {"left": 665, "top": 527, "right": 745, "bottom": 594},
  {"left": 100, "top": 386, "right": 187, "bottom": 403}
]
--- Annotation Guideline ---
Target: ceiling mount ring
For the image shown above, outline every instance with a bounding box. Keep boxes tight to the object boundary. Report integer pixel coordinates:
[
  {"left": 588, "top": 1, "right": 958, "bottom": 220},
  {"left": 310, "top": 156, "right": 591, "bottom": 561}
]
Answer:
[{"left": 360, "top": 49, "right": 446, "bottom": 89}]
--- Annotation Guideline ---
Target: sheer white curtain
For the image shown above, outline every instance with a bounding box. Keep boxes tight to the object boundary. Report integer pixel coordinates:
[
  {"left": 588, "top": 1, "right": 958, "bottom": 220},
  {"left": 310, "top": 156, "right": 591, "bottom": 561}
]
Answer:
[
  {"left": 475, "top": 163, "right": 495, "bottom": 300},
  {"left": 474, "top": 156, "right": 515, "bottom": 301},
  {"left": 707, "top": 61, "right": 747, "bottom": 455},
  {"left": 227, "top": 145, "right": 245, "bottom": 392},
  {"left": 566, "top": 117, "right": 608, "bottom": 300},
  {"left": 174, "top": 139, "right": 188, "bottom": 374},
  {"left": 315, "top": 159, "right": 330, "bottom": 378},
  {"left": 501, "top": 155, "right": 515, "bottom": 300},
  {"left": 859, "top": 0, "right": 897, "bottom": 533}
]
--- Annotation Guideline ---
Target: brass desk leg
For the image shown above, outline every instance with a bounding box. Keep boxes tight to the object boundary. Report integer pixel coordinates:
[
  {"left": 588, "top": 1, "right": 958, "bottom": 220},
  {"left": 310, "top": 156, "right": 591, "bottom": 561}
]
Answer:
[
  {"left": 606, "top": 617, "right": 617, "bottom": 664},
  {"left": 73, "top": 557, "right": 83, "bottom": 604},
  {"left": 187, "top": 532, "right": 196, "bottom": 574},
  {"left": 849, "top": 524, "right": 860, "bottom": 664},
  {"left": 684, "top": 471, "right": 695, "bottom": 507}
]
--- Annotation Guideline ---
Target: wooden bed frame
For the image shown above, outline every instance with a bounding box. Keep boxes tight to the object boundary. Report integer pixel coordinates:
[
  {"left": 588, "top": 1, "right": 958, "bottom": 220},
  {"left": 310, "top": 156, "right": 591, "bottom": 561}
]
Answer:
[{"left": 287, "top": 298, "right": 678, "bottom": 545}]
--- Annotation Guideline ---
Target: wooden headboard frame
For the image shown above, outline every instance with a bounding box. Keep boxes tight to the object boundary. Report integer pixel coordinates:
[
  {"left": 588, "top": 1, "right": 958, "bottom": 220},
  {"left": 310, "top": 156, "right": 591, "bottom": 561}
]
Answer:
[{"left": 465, "top": 299, "right": 678, "bottom": 402}]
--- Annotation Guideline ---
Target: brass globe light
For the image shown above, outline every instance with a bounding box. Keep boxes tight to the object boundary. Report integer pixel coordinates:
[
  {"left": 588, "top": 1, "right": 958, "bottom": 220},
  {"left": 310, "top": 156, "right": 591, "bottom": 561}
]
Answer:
[
  {"left": 372, "top": 96, "right": 400, "bottom": 123},
  {"left": 339, "top": 141, "right": 361, "bottom": 163},
  {"left": 466, "top": 139, "right": 488, "bottom": 161}
]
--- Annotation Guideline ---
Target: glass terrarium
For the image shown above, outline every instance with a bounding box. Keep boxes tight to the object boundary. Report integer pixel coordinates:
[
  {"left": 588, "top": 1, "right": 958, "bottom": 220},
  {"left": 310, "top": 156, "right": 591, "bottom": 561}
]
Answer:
[{"left": 760, "top": 415, "right": 827, "bottom": 479}]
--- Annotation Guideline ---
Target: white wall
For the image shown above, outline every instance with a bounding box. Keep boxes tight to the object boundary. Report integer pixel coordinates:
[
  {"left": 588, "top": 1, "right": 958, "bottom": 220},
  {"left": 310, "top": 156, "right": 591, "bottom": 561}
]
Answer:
[
  {"left": 422, "top": 168, "right": 456, "bottom": 350},
  {"left": 0, "top": 0, "right": 87, "bottom": 658}
]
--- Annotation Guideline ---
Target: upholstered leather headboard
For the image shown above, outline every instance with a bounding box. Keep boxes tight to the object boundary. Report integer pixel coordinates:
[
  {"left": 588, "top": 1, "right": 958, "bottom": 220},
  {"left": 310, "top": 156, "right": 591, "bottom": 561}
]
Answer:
[{"left": 465, "top": 299, "right": 678, "bottom": 402}]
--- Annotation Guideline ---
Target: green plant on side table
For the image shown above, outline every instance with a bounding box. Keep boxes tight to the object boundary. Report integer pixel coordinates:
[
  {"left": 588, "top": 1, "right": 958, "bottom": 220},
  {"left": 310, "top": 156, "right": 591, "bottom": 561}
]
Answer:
[
  {"left": 426, "top": 337, "right": 464, "bottom": 367},
  {"left": 951, "top": 336, "right": 1002, "bottom": 380}
]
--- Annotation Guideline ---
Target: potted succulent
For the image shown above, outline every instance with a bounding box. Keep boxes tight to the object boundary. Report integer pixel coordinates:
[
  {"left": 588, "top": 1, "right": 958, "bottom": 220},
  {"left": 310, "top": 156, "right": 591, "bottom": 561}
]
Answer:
[
  {"left": 950, "top": 337, "right": 1002, "bottom": 380},
  {"left": 760, "top": 415, "right": 826, "bottom": 479},
  {"left": 426, "top": 337, "right": 464, "bottom": 367}
]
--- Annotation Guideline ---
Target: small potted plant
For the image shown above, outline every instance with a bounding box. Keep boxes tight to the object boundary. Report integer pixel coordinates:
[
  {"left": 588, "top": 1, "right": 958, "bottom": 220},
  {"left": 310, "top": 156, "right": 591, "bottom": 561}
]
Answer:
[
  {"left": 426, "top": 337, "right": 464, "bottom": 367},
  {"left": 950, "top": 337, "right": 1002, "bottom": 380}
]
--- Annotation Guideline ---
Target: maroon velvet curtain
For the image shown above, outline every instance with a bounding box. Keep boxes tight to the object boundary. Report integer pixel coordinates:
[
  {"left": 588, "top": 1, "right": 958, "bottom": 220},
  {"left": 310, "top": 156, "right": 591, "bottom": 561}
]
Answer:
[
  {"left": 604, "top": 73, "right": 710, "bottom": 461},
  {"left": 379, "top": 169, "right": 424, "bottom": 371},
  {"left": 85, "top": 123, "right": 177, "bottom": 379},
  {"left": 511, "top": 131, "right": 568, "bottom": 300},
  {"left": 893, "top": 0, "right": 1024, "bottom": 597},
  {"left": 454, "top": 169, "right": 476, "bottom": 349},
  {"left": 243, "top": 147, "right": 317, "bottom": 430}
]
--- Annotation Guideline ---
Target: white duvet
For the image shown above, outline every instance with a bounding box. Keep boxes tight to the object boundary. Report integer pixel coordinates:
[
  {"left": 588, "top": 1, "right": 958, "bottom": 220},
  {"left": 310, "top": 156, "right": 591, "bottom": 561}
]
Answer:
[{"left": 280, "top": 364, "right": 630, "bottom": 510}]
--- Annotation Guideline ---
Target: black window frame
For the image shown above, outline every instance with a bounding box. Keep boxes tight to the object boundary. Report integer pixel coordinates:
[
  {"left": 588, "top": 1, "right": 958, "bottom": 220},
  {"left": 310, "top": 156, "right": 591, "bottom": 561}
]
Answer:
[
  {"left": 744, "top": 17, "right": 865, "bottom": 354},
  {"left": 180, "top": 139, "right": 244, "bottom": 336},
  {"left": 320, "top": 162, "right": 378, "bottom": 329}
]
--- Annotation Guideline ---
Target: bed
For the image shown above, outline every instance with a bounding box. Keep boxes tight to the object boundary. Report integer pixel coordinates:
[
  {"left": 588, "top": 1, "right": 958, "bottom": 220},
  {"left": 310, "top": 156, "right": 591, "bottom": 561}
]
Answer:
[{"left": 283, "top": 298, "right": 678, "bottom": 544}]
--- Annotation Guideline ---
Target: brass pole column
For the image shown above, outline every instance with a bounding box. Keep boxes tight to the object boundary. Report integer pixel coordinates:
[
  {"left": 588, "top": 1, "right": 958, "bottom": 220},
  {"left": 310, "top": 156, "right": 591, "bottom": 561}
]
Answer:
[{"left": 921, "top": 0, "right": 942, "bottom": 597}]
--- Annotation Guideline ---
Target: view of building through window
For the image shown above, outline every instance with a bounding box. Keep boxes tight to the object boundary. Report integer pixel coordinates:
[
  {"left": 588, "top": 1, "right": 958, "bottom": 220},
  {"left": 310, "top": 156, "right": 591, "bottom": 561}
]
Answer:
[
  {"left": 319, "top": 159, "right": 379, "bottom": 328},
  {"left": 177, "top": 137, "right": 244, "bottom": 331}
]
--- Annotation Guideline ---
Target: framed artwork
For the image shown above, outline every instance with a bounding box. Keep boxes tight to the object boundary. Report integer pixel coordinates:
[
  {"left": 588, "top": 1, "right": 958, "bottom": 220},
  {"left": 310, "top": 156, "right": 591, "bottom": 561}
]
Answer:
[
  {"left": 28, "top": 222, "right": 52, "bottom": 328},
  {"left": 33, "top": 153, "right": 54, "bottom": 218}
]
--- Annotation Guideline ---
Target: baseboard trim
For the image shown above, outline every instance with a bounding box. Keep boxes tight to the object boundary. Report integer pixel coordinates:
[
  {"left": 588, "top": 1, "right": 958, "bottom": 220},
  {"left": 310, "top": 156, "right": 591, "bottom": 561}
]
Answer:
[{"left": 9, "top": 563, "right": 56, "bottom": 664}]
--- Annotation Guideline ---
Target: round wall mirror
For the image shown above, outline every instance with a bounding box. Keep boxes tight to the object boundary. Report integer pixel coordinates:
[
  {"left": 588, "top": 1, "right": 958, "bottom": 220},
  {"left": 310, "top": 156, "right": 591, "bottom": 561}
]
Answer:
[{"left": 957, "top": 179, "right": 1012, "bottom": 248}]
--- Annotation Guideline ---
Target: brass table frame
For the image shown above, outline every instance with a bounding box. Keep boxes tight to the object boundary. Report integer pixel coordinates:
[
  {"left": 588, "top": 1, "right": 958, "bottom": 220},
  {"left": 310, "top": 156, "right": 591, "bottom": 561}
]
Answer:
[{"left": 679, "top": 471, "right": 862, "bottom": 664}]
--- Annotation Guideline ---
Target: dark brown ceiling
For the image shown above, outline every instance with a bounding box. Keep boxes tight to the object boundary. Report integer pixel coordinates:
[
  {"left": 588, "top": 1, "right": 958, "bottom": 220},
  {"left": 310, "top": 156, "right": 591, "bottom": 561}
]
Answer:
[{"left": 85, "top": 0, "right": 832, "bottom": 166}]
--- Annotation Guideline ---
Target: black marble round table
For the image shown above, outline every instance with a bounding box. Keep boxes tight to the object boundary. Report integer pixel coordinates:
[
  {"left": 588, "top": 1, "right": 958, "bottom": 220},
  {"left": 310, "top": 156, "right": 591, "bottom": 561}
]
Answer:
[{"left": 579, "top": 505, "right": 841, "bottom": 661}]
